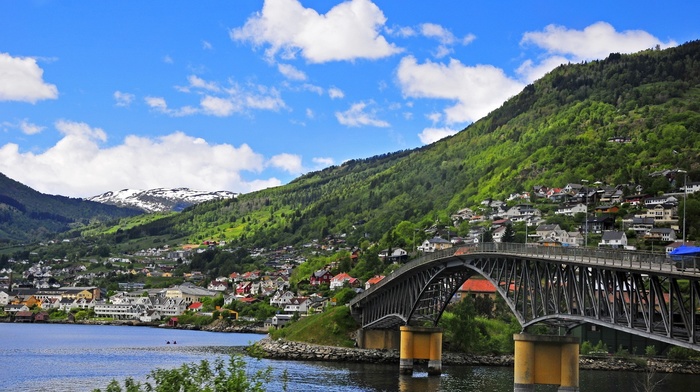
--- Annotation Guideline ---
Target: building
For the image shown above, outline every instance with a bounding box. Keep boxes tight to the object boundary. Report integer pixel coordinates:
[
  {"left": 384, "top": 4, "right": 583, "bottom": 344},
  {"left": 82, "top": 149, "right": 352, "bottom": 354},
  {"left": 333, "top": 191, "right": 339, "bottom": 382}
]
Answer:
[{"left": 599, "top": 231, "right": 628, "bottom": 248}]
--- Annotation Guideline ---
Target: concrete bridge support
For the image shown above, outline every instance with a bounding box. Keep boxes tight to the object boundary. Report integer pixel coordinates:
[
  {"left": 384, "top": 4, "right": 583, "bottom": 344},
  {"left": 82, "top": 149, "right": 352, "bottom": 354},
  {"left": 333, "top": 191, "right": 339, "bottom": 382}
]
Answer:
[
  {"left": 513, "top": 334, "right": 579, "bottom": 392},
  {"left": 399, "top": 326, "right": 443, "bottom": 376}
]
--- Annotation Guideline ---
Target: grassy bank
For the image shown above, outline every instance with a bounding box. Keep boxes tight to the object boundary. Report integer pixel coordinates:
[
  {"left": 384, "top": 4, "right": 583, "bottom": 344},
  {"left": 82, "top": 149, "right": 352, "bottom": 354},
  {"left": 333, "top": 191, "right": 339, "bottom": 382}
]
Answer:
[{"left": 269, "top": 306, "right": 359, "bottom": 347}]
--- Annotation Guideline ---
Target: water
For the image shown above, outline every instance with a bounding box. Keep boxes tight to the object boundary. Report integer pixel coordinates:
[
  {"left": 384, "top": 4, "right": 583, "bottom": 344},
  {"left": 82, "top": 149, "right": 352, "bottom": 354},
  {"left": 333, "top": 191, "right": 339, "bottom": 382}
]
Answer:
[{"left": 0, "top": 323, "right": 698, "bottom": 391}]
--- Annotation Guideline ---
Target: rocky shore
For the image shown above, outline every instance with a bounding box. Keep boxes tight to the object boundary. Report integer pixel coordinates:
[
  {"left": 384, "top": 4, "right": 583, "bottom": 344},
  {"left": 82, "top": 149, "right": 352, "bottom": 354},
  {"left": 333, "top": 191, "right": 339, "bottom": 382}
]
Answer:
[{"left": 253, "top": 337, "right": 700, "bottom": 374}]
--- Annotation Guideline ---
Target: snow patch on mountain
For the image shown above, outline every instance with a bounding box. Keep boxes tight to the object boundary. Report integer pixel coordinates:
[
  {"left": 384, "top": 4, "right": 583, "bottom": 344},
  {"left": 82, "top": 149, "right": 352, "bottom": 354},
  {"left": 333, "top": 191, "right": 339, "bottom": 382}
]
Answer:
[{"left": 87, "top": 188, "right": 238, "bottom": 212}]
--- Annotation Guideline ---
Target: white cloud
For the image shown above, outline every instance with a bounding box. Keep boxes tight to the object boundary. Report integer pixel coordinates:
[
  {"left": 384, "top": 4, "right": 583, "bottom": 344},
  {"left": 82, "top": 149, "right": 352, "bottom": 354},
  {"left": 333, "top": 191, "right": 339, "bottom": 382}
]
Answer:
[
  {"left": 0, "top": 121, "right": 281, "bottom": 197},
  {"left": 201, "top": 95, "right": 238, "bottom": 117},
  {"left": 335, "top": 101, "right": 390, "bottom": 127},
  {"left": 231, "top": 0, "right": 402, "bottom": 63},
  {"left": 278, "top": 63, "right": 307, "bottom": 80},
  {"left": 418, "top": 127, "right": 458, "bottom": 144},
  {"left": 306, "top": 108, "right": 314, "bottom": 119},
  {"left": 0, "top": 53, "right": 58, "bottom": 103},
  {"left": 114, "top": 91, "right": 135, "bottom": 107},
  {"left": 187, "top": 75, "right": 221, "bottom": 92},
  {"left": 146, "top": 78, "right": 286, "bottom": 117},
  {"left": 328, "top": 87, "right": 344, "bottom": 99},
  {"left": 19, "top": 119, "right": 45, "bottom": 135},
  {"left": 421, "top": 23, "right": 456, "bottom": 45},
  {"left": 518, "top": 22, "right": 677, "bottom": 82},
  {"left": 268, "top": 153, "right": 304, "bottom": 174},
  {"left": 1, "top": 119, "right": 45, "bottom": 135},
  {"left": 396, "top": 56, "right": 524, "bottom": 124},
  {"left": 312, "top": 157, "right": 334, "bottom": 167},
  {"left": 163, "top": 55, "right": 174, "bottom": 64},
  {"left": 202, "top": 40, "right": 213, "bottom": 50}
]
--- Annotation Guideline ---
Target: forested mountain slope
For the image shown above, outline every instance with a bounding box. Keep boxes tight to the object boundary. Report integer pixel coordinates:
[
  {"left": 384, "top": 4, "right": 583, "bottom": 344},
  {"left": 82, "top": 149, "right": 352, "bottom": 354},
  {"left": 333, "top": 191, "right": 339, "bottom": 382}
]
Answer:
[
  {"left": 93, "top": 41, "right": 700, "bottom": 250},
  {"left": 0, "top": 173, "right": 142, "bottom": 244}
]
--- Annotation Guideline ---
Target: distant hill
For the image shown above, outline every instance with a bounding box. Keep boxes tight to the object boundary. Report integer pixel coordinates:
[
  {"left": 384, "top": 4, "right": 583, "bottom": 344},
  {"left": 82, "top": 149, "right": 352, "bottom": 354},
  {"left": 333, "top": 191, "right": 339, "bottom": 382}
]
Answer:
[
  {"left": 0, "top": 173, "right": 142, "bottom": 244},
  {"left": 88, "top": 188, "right": 238, "bottom": 213},
  {"left": 36, "top": 40, "right": 700, "bottom": 253}
]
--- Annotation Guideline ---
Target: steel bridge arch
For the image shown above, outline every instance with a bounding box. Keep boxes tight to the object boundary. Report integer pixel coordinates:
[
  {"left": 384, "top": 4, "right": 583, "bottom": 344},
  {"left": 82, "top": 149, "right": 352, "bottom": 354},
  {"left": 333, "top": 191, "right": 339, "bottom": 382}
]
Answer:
[{"left": 349, "top": 243, "right": 700, "bottom": 351}]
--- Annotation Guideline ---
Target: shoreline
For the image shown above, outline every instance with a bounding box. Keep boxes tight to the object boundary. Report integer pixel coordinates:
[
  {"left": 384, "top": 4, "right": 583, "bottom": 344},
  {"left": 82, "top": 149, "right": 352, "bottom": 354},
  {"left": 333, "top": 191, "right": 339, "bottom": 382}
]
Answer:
[
  {"left": 253, "top": 337, "right": 700, "bottom": 375},
  {"left": 0, "top": 318, "right": 269, "bottom": 334}
]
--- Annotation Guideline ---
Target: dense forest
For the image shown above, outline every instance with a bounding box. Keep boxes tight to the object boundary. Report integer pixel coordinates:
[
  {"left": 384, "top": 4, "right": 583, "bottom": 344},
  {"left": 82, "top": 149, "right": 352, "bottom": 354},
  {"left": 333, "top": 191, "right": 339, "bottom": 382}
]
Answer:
[
  {"left": 0, "top": 173, "right": 141, "bottom": 244},
  {"left": 5, "top": 41, "right": 700, "bottom": 256}
]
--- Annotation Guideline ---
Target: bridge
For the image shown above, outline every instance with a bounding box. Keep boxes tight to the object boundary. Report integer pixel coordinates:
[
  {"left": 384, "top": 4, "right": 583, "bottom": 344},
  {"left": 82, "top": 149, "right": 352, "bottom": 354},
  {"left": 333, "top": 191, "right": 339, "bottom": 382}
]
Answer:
[{"left": 349, "top": 243, "right": 700, "bottom": 387}]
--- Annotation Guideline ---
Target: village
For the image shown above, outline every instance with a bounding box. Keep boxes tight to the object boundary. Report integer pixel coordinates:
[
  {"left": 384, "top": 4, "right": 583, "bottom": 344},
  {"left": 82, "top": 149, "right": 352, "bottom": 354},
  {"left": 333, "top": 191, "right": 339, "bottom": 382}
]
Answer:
[{"left": 1, "top": 175, "right": 697, "bottom": 329}]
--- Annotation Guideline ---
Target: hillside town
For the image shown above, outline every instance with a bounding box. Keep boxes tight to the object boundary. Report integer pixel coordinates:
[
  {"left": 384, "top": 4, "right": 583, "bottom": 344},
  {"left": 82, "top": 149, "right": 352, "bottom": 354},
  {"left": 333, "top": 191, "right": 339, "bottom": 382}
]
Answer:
[{"left": 1, "top": 175, "right": 697, "bottom": 327}]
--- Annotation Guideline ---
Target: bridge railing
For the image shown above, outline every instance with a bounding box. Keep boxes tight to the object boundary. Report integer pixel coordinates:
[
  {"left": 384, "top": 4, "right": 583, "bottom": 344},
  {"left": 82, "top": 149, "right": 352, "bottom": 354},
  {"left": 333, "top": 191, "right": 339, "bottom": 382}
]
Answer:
[{"left": 352, "top": 243, "right": 691, "bottom": 306}]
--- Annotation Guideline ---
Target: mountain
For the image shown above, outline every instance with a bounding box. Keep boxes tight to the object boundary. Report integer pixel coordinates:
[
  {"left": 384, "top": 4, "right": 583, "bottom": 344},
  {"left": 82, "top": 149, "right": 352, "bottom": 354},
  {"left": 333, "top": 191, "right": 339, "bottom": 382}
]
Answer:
[
  {"left": 0, "top": 173, "right": 142, "bottom": 244},
  {"left": 28, "top": 40, "right": 700, "bottom": 255},
  {"left": 88, "top": 188, "right": 238, "bottom": 213}
]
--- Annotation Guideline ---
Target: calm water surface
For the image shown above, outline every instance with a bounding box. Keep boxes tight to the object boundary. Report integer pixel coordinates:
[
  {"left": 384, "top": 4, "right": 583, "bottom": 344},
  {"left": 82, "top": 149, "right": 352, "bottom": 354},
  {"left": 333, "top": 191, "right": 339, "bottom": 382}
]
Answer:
[{"left": 0, "top": 323, "right": 698, "bottom": 391}]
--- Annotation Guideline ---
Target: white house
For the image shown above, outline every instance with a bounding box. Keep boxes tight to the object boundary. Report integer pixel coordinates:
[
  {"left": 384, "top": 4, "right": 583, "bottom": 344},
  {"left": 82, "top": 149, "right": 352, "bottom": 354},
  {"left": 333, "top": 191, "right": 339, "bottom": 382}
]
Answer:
[
  {"left": 418, "top": 237, "right": 452, "bottom": 252},
  {"left": 599, "top": 231, "right": 628, "bottom": 248},
  {"left": 283, "top": 297, "right": 310, "bottom": 314}
]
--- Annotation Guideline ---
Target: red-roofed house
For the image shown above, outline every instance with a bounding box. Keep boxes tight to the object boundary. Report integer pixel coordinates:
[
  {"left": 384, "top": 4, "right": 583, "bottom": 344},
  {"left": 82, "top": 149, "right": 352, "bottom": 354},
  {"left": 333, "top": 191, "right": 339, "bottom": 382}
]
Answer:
[
  {"left": 188, "top": 302, "right": 203, "bottom": 312},
  {"left": 364, "top": 275, "right": 385, "bottom": 290},
  {"left": 330, "top": 273, "right": 359, "bottom": 290},
  {"left": 455, "top": 279, "right": 497, "bottom": 302}
]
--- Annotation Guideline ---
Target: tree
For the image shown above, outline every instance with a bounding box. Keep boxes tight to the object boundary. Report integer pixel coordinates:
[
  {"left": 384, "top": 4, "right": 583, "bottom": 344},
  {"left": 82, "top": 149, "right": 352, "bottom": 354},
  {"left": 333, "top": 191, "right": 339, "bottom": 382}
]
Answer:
[{"left": 502, "top": 224, "right": 516, "bottom": 243}]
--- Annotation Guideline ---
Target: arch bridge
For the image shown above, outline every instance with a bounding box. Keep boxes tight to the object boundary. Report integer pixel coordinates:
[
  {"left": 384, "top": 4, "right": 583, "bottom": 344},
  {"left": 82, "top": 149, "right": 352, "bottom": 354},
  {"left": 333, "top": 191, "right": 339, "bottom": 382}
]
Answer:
[{"left": 349, "top": 243, "right": 700, "bottom": 351}]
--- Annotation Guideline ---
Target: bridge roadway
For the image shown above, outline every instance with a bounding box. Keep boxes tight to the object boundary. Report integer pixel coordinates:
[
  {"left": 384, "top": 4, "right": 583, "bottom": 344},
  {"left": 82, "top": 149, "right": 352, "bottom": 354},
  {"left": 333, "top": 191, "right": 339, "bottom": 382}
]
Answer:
[{"left": 349, "top": 242, "right": 700, "bottom": 351}]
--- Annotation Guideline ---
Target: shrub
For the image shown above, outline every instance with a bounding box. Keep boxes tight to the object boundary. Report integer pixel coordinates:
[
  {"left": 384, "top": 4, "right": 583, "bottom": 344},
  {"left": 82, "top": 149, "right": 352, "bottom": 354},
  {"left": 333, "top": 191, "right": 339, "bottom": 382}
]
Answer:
[{"left": 92, "top": 354, "right": 272, "bottom": 392}]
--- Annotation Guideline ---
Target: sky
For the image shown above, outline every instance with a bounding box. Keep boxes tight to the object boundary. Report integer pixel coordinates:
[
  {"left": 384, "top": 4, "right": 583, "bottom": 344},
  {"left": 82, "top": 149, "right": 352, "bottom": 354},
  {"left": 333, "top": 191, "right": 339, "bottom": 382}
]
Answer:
[{"left": 1, "top": 0, "right": 698, "bottom": 198}]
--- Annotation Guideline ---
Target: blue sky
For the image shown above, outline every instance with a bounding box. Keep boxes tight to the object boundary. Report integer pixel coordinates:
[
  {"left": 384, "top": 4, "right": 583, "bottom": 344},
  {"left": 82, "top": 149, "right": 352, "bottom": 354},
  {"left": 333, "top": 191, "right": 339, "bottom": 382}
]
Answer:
[{"left": 1, "top": 0, "right": 698, "bottom": 198}]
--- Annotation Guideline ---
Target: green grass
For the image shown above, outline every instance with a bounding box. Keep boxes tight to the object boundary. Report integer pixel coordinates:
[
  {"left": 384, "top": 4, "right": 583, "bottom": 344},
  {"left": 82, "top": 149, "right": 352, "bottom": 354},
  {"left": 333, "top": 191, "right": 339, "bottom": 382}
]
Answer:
[{"left": 269, "top": 306, "right": 359, "bottom": 347}]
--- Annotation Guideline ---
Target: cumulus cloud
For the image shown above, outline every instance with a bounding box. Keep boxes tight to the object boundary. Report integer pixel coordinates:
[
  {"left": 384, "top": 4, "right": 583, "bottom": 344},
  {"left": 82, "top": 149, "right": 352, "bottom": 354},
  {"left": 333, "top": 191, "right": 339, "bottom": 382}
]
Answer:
[
  {"left": 518, "top": 22, "right": 677, "bottom": 82},
  {"left": 418, "top": 127, "right": 458, "bottom": 144},
  {"left": 0, "top": 53, "right": 58, "bottom": 103},
  {"left": 268, "top": 153, "right": 304, "bottom": 174},
  {"left": 335, "top": 101, "right": 390, "bottom": 127},
  {"left": 397, "top": 56, "right": 524, "bottom": 124},
  {"left": 231, "top": 0, "right": 401, "bottom": 63},
  {"left": 0, "top": 120, "right": 282, "bottom": 197},
  {"left": 114, "top": 91, "right": 135, "bottom": 107}
]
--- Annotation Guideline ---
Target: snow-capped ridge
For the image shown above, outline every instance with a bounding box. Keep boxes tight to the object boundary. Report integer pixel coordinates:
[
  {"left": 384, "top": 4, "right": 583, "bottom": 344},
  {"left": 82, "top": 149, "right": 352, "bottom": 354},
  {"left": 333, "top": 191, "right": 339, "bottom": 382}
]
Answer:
[{"left": 87, "top": 188, "right": 238, "bottom": 212}]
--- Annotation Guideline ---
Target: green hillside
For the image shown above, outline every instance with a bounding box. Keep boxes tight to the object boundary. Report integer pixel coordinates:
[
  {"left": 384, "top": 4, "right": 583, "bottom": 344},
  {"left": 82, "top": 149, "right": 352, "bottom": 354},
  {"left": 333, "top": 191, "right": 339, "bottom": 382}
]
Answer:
[
  {"left": 0, "top": 172, "right": 142, "bottom": 244},
  {"left": 83, "top": 41, "right": 700, "bottom": 254}
]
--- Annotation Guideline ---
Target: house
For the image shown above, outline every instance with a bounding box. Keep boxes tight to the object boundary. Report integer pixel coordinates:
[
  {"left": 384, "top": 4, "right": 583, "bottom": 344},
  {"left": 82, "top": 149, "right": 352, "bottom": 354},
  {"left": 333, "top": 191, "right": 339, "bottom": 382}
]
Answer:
[
  {"left": 188, "top": 302, "right": 203, "bottom": 312},
  {"left": 555, "top": 203, "right": 587, "bottom": 216},
  {"left": 645, "top": 228, "right": 677, "bottom": 242},
  {"left": 14, "top": 310, "right": 35, "bottom": 323},
  {"left": 535, "top": 224, "right": 583, "bottom": 247},
  {"left": 265, "top": 314, "right": 293, "bottom": 329},
  {"left": 418, "top": 237, "right": 452, "bottom": 252},
  {"left": 599, "top": 231, "right": 628, "bottom": 248},
  {"left": 236, "top": 281, "right": 252, "bottom": 295},
  {"left": 492, "top": 226, "right": 508, "bottom": 243},
  {"left": 454, "top": 279, "right": 497, "bottom": 302},
  {"left": 365, "top": 275, "right": 385, "bottom": 290},
  {"left": 636, "top": 204, "right": 676, "bottom": 224},
  {"left": 378, "top": 248, "right": 408, "bottom": 262},
  {"left": 283, "top": 297, "right": 310, "bottom": 314},
  {"left": 330, "top": 273, "right": 359, "bottom": 290},
  {"left": 595, "top": 205, "right": 620, "bottom": 214},
  {"left": 34, "top": 311, "right": 50, "bottom": 322},
  {"left": 269, "top": 290, "right": 296, "bottom": 307},
  {"left": 309, "top": 270, "right": 333, "bottom": 286},
  {"left": 207, "top": 280, "right": 228, "bottom": 292}
]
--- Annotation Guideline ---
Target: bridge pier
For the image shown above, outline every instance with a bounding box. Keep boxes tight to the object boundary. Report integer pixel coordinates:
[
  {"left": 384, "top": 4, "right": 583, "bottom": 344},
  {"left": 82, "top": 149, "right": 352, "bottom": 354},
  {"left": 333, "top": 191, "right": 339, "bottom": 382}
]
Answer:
[
  {"left": 399, "top": 326, "right": 442, "bottom": 375},
  {"left": 513, "top": 334, "right": 579, "bottom": 392}
]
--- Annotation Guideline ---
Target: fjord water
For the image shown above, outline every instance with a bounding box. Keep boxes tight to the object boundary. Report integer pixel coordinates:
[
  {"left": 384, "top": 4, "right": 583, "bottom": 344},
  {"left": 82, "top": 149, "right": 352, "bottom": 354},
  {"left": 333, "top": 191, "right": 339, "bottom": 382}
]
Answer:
[{"left": 0, "top": 323, "right": 698, "bottom": 391}]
